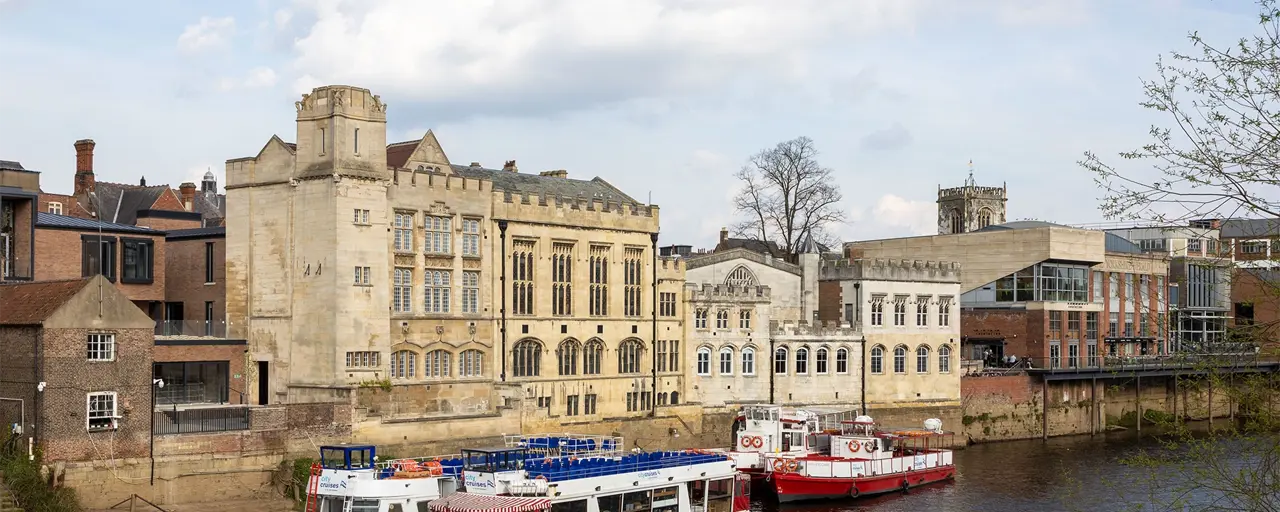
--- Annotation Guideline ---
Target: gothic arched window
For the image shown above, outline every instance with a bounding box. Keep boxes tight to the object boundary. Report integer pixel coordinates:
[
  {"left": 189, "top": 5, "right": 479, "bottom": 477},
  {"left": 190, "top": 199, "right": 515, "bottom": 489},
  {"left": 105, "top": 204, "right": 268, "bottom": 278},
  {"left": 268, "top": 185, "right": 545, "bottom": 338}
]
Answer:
[
  {"left": 977, "top": 208, "right": 993, "bottom": 229},
  {"left": 513, "top": 339, "right": 542, "bottom": 377},
  {"left": 724, "top": 265, "right": 758, "bottom": 288},
  {"left": 949, "top": 209, "right": 963, "bottom": 234},
  {"left": 618, "top": 339, "right": 644, "bottom": 374},
  {"left": 583, "top": 339, "right": 604, "bottom": 375},
  {"left": 557, "top": 339, "right": 580, "bottom": 376}
]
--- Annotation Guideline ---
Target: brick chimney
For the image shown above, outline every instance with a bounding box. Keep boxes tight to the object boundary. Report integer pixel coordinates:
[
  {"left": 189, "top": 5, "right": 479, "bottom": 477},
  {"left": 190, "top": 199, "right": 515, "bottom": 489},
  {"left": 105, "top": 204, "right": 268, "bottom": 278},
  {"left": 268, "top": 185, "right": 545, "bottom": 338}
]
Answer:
[
  {"left": 179, "top": 182, "right": 196, "bottom": 211},
  {"left": 73, "top": 139, "right": 96, "bottom": 196},
  {"left": 503, "top": 160, "right": 518, "bottom": 173},
  {"left": 539, "top": 170, "right": 568, "bottom": 178},
  {"left": 720, "top": 227, "right": 729, "bottom": 244}
]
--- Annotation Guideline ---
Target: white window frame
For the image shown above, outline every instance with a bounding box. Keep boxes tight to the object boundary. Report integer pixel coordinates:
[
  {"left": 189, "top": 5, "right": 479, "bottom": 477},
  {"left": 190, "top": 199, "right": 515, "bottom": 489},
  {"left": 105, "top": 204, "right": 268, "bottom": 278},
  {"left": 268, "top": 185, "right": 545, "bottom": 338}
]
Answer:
[
  {"left": 462, "top": 271, "right": 479, "bottom": 314},
  {"left": 424, "top": 270, "right": 452, "bottom": 313},
  {"left": 48, "top": 201, "right": 63, "bottom": 215},
  {"left": 718, "top": 347, "right": 733, "bottom": 375},
  {"left": 393, "top": 212, "right": 414, "bottom": 253},
  {"left": 86, "top": 391, "right": 117, "bottom": 432},
  {"left": 425, "top": 215, "right": 453, "bottom": 254},
  {"left": 87, "top": 332, "right": 116, "bottom": 362},
  {"left": 741, "top": 347, "right": 755, "bottom": 375},
  {"left": 353, "top": 209, "right": 370, "bottom": 225},
  {"left": 354, "top": 266, "right": 371, "bottom": 286},
  {"left": 696, "top": 347, "right": 711, "bottom": 376},
  {"left": 393, "top": 268, "right": 412, "bottom": 313}
]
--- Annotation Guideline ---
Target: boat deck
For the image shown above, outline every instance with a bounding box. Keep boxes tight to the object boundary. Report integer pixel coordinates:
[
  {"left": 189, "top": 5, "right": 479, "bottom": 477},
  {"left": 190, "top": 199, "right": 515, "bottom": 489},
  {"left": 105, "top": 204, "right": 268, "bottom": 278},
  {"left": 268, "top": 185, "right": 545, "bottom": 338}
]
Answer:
[{"left": 526, "top": 451, "right": 730, "bottom": 482}]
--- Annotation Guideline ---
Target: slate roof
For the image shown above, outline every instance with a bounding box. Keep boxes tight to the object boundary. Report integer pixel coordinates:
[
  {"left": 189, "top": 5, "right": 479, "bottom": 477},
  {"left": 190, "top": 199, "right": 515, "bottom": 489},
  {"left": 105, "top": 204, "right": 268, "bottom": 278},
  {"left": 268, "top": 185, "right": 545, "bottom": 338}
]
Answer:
[
  {"left": 714, "top": 238, "right": 786, "bottom": 258},
  {"left": 451, "top": 164, "right": 641, "bottom": 204},
  {"left": 386, "top": 141, "right": 419, "bottom": 169},
  {"left": 166, "top": 226, "right": 225, "bottom": 240},
  {"left": 1220, "top": 218, "right": 1280, "bottom": 239},
  {"left": 36, "top": 212, "right": 163, "bottom": 234},
  {"left": 190, "top": 192, "right": 226, "bottom": 225},
  {"left": 92, "top": 182, "right": 171, "bottom": 225},
  {"left": 0, "top": 278, "right": 90, "bottom": 325},
  {"left": 0, "top": 160, "right": 27, "bottom": 171}
]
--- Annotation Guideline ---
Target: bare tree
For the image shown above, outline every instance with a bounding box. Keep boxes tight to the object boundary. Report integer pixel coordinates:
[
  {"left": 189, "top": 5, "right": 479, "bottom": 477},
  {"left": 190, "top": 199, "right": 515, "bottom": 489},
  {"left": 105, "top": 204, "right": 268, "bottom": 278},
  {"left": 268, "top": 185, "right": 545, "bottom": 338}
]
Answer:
[
  {"left": 731, "top": 137, "right": 846, "bottom": 257},
  {"left": 1079, "top": 0, "right": 1280, "bottom": 224}
]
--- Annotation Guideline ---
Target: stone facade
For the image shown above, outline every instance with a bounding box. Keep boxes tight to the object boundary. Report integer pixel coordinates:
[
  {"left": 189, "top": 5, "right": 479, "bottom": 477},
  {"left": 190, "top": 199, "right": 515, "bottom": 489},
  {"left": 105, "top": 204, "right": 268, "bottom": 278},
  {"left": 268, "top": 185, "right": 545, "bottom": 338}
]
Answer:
[
  {"left": 936, "top": 171, "right": 1007, "bottom": 235},
  {"left": 686, "top": 283, "right": 772, "bottom": 407},
  {"left": 226, "top": 85, "right": 682, "bottom": 421}
]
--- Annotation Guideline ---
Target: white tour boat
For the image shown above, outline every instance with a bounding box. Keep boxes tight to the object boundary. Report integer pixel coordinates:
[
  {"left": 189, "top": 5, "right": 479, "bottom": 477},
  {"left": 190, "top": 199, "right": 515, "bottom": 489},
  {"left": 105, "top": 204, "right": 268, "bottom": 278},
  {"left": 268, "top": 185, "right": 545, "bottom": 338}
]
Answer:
[
  {"left": 305, "top": 434, "right": 751, "bottom": 512},
  {"left": 726, "top": 405, "right": 857, "bottom": 484}
]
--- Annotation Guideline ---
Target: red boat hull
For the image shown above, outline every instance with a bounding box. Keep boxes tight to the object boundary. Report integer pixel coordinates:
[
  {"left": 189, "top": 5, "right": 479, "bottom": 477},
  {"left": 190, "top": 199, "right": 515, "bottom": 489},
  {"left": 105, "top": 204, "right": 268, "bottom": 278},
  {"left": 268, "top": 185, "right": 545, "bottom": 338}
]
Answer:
[{"left": 771, "top": 465, "right": 955, "bottom": 502}]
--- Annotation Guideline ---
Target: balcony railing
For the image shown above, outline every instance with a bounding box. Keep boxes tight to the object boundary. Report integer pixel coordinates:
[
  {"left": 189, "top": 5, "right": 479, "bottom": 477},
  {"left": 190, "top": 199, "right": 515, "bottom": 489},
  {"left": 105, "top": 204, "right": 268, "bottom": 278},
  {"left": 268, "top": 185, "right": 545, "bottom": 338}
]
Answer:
[
  {"left": 1012, "top": 350, "right": 1269, "bottom": 375},
  {"left": 155, "top": 319, "right": 227, "bottom": 338},
  {"left": 152, "top": 405, "right": 250, "bottom": 435}
]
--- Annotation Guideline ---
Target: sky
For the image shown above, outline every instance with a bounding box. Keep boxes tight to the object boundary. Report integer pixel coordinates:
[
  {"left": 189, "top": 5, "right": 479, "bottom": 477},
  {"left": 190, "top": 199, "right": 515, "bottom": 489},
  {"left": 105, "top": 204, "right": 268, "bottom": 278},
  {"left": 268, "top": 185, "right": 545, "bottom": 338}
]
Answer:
[{"left": 0, "top": 0, "right": 1266, "bottom": 249}]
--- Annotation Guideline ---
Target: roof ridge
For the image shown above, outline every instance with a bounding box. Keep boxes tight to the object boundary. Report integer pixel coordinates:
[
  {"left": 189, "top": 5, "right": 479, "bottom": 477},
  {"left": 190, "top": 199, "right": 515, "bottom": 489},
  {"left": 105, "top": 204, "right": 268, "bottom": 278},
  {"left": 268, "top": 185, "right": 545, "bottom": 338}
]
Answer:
[{"left": 387, "top": 140, "right": 420, "bottom": 147}]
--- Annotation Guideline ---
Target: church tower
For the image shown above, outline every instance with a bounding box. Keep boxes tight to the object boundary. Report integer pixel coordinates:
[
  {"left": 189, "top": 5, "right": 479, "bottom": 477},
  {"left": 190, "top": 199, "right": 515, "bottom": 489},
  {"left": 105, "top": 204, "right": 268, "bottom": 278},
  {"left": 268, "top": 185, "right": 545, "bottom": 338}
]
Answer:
[{"left": 937, "top": 162, "right": 1007, "bottom": 234}]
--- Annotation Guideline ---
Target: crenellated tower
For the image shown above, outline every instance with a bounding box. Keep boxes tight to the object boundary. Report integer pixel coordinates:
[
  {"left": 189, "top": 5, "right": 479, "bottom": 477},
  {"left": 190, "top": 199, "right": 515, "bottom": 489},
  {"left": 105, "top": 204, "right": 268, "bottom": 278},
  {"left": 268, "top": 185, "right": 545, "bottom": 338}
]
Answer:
[{"left": 937, "top": 162, "right": 1007, "bottom": 234}]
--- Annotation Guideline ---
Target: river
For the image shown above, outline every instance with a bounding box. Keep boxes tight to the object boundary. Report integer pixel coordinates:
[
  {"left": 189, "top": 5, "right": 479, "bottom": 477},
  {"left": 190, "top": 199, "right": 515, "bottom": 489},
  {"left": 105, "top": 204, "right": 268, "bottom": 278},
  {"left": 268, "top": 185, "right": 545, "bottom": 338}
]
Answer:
[{"left": 754, "top": 426, "right": 1276, "bottom": 512}]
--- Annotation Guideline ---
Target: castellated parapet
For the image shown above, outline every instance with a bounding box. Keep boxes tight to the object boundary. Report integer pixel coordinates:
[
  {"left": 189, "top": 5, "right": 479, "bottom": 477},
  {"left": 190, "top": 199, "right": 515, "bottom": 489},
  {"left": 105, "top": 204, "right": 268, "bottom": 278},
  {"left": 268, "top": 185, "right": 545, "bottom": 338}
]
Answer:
[
  {"left": 768, "top": 319, "right": 861, "bottom": 337},
  {"left": 938, "top": 184, "right": 1006, "bottom": 201},
  {"left": 295, "top": 85, "right": 388, "bottom": 121},
  {"left": 657, "top": 256, "right": 685, "bottom": 281},
  {"left": 390, "top": 169, "right": 493, "bottom": 194},
  {"left": 491, "top": 190, "right": 659, "bottom": 233},
  {"left": 819, "top": 258, "right": 961, "bottom": 284},
  {"left": 685, "top": 283, "right": 772, "bottom": 302}
]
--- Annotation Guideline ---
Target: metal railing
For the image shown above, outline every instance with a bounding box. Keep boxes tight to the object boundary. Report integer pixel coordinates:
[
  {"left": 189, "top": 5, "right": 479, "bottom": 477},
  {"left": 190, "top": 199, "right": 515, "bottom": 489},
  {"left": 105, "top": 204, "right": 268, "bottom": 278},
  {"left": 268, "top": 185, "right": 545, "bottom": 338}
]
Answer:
[
  {"left": 1014, "top": 351, "right": 1272, "bottom": 375},
  {"left": 154, "top": 319, "right": 227, "bottom": 338},
  {"left": 152, "top": 405, "right": 249, "bottom": 435}
]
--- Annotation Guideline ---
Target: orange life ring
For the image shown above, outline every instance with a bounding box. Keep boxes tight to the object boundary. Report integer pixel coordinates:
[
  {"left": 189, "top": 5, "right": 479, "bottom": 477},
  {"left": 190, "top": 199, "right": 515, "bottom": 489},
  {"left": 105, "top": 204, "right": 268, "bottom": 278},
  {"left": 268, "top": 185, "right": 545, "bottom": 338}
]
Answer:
[
  {"left": 740, "top": 437, "right": 752, "bottom": 448},
  {"left": 863, "top": 440, "right": 877, "bottom": 452},
  {"left": 785, "top": 460, "right": 799, "bottom": 472},
  {"left": 847, "top": 440, "right": 859, "bottom": 451},
  {"left": 750, "top": 436, "right": 763, "bottom": 448},
  {"left": 771, "top": 459, "right": 788, "bottom": 473}
]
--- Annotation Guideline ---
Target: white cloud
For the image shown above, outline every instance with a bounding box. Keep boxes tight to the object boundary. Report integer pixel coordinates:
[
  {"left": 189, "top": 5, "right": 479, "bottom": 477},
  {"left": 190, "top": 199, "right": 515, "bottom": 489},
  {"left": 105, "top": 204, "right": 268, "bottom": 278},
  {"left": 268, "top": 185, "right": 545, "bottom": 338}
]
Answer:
[
  {"left": 286, "top": 0, "right": 928, "bottom": 114},
  {"left": 869, "top": 194, "right": 936, "bottom": 236},
  {"left": 218, "top": 67, "right": 279, "bottom": 91},
  {"left": 178, "top": 16, "right": 236, "bottom": 53}
]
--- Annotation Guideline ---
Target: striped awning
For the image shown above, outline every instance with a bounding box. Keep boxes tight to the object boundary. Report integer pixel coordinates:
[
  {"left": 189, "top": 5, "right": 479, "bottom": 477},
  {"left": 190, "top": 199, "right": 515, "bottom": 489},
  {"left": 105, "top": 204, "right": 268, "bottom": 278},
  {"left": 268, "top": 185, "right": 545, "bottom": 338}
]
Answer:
[{"left": 429, "top": 493, "right": 551, "bottom": 512}]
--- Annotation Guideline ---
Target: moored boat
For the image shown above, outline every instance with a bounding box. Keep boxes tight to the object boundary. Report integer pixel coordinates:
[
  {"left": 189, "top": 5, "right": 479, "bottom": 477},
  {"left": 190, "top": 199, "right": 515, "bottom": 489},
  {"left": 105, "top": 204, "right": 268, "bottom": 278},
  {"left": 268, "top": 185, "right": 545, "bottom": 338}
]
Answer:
[
  {"left": 767, "top": 416, "right": 956, "bottom": 502},
  {"left": 726, "top": 405, "right": 857, "bottom": 483}
]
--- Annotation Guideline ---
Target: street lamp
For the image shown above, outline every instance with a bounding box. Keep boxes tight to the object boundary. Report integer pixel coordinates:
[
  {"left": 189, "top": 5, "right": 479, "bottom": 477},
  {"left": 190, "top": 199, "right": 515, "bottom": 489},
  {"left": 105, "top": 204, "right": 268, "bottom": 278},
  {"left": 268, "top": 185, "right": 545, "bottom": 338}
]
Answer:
[{"left": 150, "top": 378, "right": 163, "bottom": 485}]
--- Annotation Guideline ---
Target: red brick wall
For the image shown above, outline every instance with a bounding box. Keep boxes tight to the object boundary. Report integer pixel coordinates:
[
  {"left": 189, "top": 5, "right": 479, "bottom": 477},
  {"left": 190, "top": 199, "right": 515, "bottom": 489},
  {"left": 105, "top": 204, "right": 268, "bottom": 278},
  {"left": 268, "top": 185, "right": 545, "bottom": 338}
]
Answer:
[
  {"left": 1232, "top": 268, "right": 1280, "bottom": 355},
  {"left": 153, "top": 344, "right": 246, "bottom": 403},
  {"left": 34, "top": 228, "right": 166, "bottom": 302},
  {"left": 151, "top": 189, "right": 186, "bottom": 212},
  {"left": 136, "top": 216, "right": 201, "bottom": 231},
  {"left": 39, "top": 327, "right": 153, "bottom": 462},
  {"left": 817, "top": 280, "right": 842, "bottom": 324},
  {"left": 961, "top": 308, "right": 1034, "bottom": 358},
  {"left": 163, "top": 236, "right": 225, "bottom": 327},
  {"left": 0, "top": 327, "right": 38, "bottom": 435},
  {"left": 961, "top": 374, "right": 1035, "bottom": 403}
]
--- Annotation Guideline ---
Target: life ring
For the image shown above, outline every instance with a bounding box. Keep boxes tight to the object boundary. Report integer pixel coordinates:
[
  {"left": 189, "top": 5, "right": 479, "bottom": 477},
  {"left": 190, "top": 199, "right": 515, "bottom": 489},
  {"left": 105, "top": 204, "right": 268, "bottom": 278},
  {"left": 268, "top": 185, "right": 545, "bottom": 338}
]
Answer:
[
  {"left": 847, "top": 440, "right": 859, "bottom": 451},
  {"left": 771, "top": 459, "right": 789, "bottom": 473},
  {"left": 741, "top": 437, "right": 752, "bottom": 448},
  {"left": 863, "top": 440, "right": 877, "bottom": 452},
  {"left": 750, "top": 436, "right": 763, "bottom": 448},
  {"left": 534, "top": 475, "right": 547, "bottom": 481},
  {"left": 421, "top": 460, "right": 443, "bottom": 476},
  {"left": 785, "top": 460, "right": 799, "bottom": 472}
]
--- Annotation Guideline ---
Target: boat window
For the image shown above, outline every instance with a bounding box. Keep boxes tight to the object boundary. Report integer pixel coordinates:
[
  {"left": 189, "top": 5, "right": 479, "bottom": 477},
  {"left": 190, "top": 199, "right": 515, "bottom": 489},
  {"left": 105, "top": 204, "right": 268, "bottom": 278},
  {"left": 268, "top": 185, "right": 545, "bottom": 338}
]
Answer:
[
  {"left": 417, "top": 502, "right": 431, "bottom": 512},
  {"left": 349, "top": 449, "right": 371, "bottom": 469},
  {"left": 552, "top": 499, "right": 588, "bottom": 512},
  {"left": 651, "top": 486, "right": 679, "bottom": 512},
  {"left": 320, "top": 447, "right": 346, "bottom": 469},
  {"left": 687, "top": 480, "right": 705, "bottom": 503},
  {"left": 781, "top": 434, "right": 791, "bottom": 451},
  {"left": 623, "top": 490, "right": 651, "bottom": 512},
  {"left": 390, "top": 504, "right": 405, "bottom": 512},
  {"left": 707, "top": 478, "right": 733, "bottom": 512},
  {"left": 464, "top": 451, "right": 492, "bottom": 471},
  {"left": 351, "top": 499, "right": 379, "bottom": 512},
  {"left": 598, "top": 494, "right": 623, "bottom": 512}
]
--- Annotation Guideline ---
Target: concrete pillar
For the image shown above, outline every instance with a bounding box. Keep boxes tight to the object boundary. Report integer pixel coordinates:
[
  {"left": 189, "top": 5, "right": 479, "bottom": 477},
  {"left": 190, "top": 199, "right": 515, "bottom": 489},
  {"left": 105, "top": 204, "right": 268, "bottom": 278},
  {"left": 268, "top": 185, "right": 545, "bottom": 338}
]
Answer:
[{"left": 1208, "top": 378, "right": 1214, "bottom": 430}]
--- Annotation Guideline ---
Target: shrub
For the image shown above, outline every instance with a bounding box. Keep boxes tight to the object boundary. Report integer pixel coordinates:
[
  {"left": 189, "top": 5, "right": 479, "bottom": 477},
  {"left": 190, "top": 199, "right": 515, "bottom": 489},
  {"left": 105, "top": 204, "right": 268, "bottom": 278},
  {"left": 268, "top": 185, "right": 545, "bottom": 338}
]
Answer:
[{"left": 0, "top": 454, "right": 81, "bottom": 512}]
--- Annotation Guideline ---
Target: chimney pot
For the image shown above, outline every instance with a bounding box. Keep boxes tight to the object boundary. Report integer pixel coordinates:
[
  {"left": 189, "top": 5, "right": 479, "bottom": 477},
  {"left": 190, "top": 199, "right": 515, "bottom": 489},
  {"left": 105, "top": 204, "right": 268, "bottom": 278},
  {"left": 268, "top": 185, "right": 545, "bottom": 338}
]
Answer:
[
  {"left": 73, "top": 139, "right": 97, "bottom": 197},
  {"left": 539, "top": 170, "right": 568, "bottom": 178},
  {"left": 179, "top": 182, "right": 197, "bottom": 212},
  {"left": 470, "top": 162, "right": 482, "bottom": 168},
  {"left": 139, "top": 176, "right": 147, "bottom": 187},
  {"left": 503, "top": 160, "right": 519, "bottom": 173}
]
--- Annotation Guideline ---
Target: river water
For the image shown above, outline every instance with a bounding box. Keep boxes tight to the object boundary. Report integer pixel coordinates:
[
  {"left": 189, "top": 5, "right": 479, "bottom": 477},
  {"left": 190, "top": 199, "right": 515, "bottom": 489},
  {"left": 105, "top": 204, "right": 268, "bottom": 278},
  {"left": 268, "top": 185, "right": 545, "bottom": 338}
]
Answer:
[{"left": 754, "top": 426, "right": 1273, "bottom": 512}]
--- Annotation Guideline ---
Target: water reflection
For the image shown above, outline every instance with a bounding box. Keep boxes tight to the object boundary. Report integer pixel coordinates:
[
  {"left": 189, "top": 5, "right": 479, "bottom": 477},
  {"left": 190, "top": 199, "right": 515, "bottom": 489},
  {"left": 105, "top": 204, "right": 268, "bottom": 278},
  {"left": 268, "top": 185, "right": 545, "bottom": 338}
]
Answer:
[{"left": 752, "top": 427, "right": 1258, "bottom": 512}]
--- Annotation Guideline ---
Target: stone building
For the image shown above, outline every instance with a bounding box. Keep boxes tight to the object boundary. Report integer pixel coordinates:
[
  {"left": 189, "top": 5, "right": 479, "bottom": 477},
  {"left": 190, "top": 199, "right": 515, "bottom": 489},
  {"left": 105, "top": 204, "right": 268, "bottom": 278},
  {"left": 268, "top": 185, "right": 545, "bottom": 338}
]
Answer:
[
  {"left": 685, "top": 283, "right": 772, "bottom": 407},
  {"left": 936, "top": 168, "right": 1007, "bottom": 235},
  {"left": 0, "top": 276, "right": 156, "bottom": 463},
  {"left": 847, "top": 222, "right": 1172, "bottom": 367},
  {"left": 226, "top": 85, "right": 684, "bottom": 419}
]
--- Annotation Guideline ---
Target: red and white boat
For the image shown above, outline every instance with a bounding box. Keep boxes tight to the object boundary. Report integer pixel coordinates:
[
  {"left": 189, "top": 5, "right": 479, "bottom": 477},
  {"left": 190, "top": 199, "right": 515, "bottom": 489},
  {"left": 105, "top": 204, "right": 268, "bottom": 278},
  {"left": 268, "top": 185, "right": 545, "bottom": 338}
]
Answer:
[
  {"left": 726, "top": 405, "right": 856, "bottom": 483},
  {"left": 766, "top": 416, "right": 956, "bottom": 502}
]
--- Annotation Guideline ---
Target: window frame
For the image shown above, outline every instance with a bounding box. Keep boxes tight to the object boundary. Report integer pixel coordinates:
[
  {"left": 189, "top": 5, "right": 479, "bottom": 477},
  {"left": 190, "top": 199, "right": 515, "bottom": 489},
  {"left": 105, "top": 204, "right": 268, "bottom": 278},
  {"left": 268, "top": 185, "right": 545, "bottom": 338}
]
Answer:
[
  {"left": 870, "top": 345, "right": 884, "bottom": 374},
  {"left": 120, "top": 237, "right": 158, "bottom": 284},
  {"left": 393, "top": 212, "right": 415, "bottom": 253},
  {"left": 424, "top": 215, "right": 453, "bottom": 255},
  {"left": 741, "top": 347, "right": 755, "bottom": 375},
  {"left": 87, "top": 332, "right": 116, "bottom": 362},
  {"left": 86, "top": 391, "right": 118, "bottom": 432},
  {"left": 835, "top": 348, "right": 849, "bottom": 374},
  {"left": 81, "top": 234, "right": 118, "bottom": 282},
  {"left": 461, "top": 218, "right": 481, "bottom": 257},
  {"left": 204, "top": 241, "right": 216, "bottom": 284},
  {"left": 718, "top": 347, "right": 733, "bottom": 375},
  {"left": 696, "top": 347, "right": 711, "bottom": 376}
]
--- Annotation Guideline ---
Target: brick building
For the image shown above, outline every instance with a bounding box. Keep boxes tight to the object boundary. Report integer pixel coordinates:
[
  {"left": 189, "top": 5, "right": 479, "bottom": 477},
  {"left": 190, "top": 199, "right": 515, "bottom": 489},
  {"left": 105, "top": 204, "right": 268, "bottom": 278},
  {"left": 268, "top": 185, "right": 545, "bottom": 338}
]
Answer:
[
  {"left": 33, "top": 212, "right": 166, "bottom": 316},
  {"left": 0, "top": 160, "right": 37, "bottom": 282},
  {"left": 0, "top": 276, "right": 156, "bottom": 462}
]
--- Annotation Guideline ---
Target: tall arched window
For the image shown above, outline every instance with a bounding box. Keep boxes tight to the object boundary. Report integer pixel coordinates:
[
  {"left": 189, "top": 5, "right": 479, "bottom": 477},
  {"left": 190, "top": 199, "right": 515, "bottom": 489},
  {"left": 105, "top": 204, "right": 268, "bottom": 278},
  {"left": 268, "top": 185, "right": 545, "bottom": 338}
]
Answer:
[
  {"left": 815, "top": 348, "right": 829, "bottom": 374},
  {"left": 977, "top": 208, "right": 993, "bottom": 229},
  {"left": 557, "top": 339, "right": 580, "bottom": 376},
  {"left": 836, "top": 348, "right": 849, "bottom": 373},
  {"left": 618, "top": 339, "right": 644, "bottom": 374},
  {"left": 916, "top": 345, "right": 931, "bottom": 373},
  {"left": 583, "top": 339, "right": 604, "bottom": 375},
  {"left": 390, "top": 350, "right": 417, "bottom": 379},
  {"left": 696, "top": 347, "right": 711, "bottom": 375},
  {"left": 512, "top": 340, "right": 542, "bottom": 377},
  {"left": 774, "top": 347, "right": 788, "bottom": 375},
  {"left": 670, "top": 391, "right": 680, "bottom": 405},
  {"left": 424, "top": 349, "right": 451, "bottom": 378},
  {"left": 741, "top": 347, "right": 756, "bottom": 375},
  {"left": 870, "top": 345, "right": 885, "bottom": 374},
  {"left": 719, "top": 347, "right": 733, "bottom": 375},
  {"left": 949, "top": 209, "right": 963, "bottom": 234},
  {"left": 939, "top": 345, "right": 953, "bottom": 373},
  {"left": 893, "top": 345, "right": 907, "bottom": 374},
  {"left": 694, "top": 309, "right": 708, "bottom": 329},
  {"left": 724, "top": 265, "right": 758, "bottom": 287},
  {"left": 795, "top": 347, "right": 809, "bottom": 374},
  {"left": 715, "top": 310, "right": 729, "bottom": 329},
  {"left": 459, "top": 349, "right": 484, "bottom": 377}
]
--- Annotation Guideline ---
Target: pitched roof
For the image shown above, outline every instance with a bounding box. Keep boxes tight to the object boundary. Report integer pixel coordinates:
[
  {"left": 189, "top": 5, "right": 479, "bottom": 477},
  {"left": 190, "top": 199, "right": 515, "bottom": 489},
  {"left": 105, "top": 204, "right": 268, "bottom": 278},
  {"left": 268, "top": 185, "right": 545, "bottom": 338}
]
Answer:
[
  {"left": 0, "top": 160, "right": 27, "bottom": 171},
  {"left": 451, "top": 164, "right": 641, "bottom": 204},
  {"left": 714, "top": 238, "right": 785, "bottom": 258},
  {"left": 92, "top": 181, "right": 173, "bottom": 225},
  {"left": 166, "top": 226, "right": 225, "bottom": 240},
  {"left": 386, "top": 140, "right": 419, "bottom": 169},
  {"left": 1220, "top": 218, "right": 1280, "bottom": 239},
  {"left": 36, "top": 212, "right": 163, "bottom": 234},
  {"left": 0, "top": 278, "right": 90, "bottom": 325}
]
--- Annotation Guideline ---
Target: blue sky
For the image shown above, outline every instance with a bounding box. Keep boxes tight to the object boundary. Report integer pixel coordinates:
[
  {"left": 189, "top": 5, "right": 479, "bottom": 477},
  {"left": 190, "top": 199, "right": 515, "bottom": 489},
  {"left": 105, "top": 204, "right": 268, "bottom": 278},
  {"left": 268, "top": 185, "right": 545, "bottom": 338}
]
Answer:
[{"left": 0, "top": 0, "right": 1264, "bottom": 248}]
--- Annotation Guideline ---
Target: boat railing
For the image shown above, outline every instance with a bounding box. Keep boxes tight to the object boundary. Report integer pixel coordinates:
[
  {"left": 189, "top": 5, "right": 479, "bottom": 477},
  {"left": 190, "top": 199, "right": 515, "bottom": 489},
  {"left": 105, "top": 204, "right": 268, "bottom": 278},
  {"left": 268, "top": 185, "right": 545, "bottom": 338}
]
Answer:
[
  {"left": 773, "top": 450, "right": 954, "bottom": 479},
  {"left": 523, "top": 450, "right": 730, "bottom": 483},
  {"left": 503, "top": 433, "right": 626, "bottom": 458}
]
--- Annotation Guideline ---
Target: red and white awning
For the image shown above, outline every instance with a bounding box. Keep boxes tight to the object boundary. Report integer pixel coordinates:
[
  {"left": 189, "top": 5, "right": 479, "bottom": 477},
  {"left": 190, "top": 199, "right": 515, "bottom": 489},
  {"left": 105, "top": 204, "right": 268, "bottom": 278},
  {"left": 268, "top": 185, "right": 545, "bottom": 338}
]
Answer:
[{"left": 429, "top": 493, "right": 551, "bottom": 512}]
